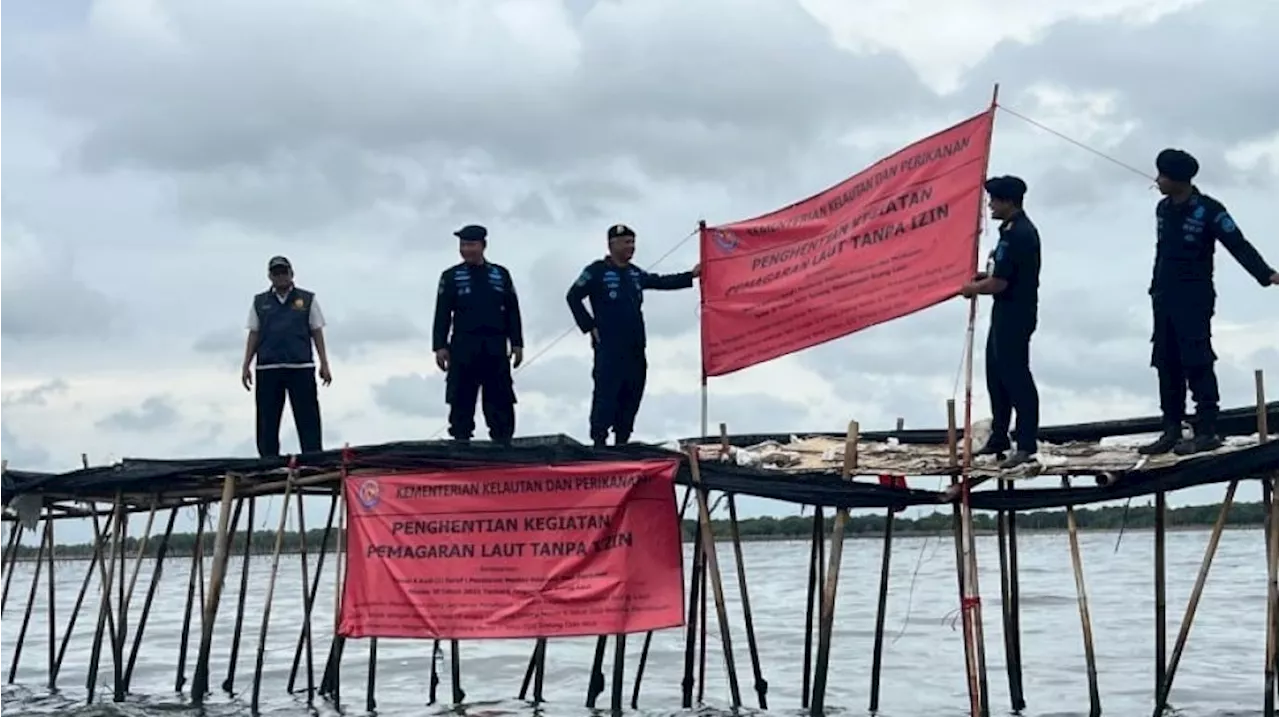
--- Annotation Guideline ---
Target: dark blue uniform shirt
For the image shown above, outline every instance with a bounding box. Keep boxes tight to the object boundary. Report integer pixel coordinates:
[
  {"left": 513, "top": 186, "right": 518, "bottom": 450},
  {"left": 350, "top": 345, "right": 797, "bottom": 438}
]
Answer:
[
  {"left": 566, "top": 258, "right": 694, "bottom": 351},
  {"left": 432, "top": 262, "right": 524, "bottom": 352},
  {"left": 986, "top": 210, "right": 1041, "bottom": 328},
  {"left": 1151, "top": 189, "right": 1274, "bottom": 306}
]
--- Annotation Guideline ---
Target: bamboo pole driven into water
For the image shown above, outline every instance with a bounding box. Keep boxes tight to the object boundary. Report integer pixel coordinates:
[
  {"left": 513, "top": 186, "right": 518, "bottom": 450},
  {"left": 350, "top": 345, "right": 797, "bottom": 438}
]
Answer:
[
  {"left": 55, "top": 511, "right": 116, "bottom": 688},
  {"left": 252, "top": 470, "right": 296, "bottom": 714},
  {"left": 801, "top": 503, "right": 825, "bottom": 709},
  {"left": 223, "top": 495, "right": 256, "bottom": 693},
  {"left": 869, "top": 416, "right": 904, "bottom": 713},
  {"left": 191, "top": 475, "right": 239, "bottom": 703},
  {"left": 85, "top": 493, "right": 123, "bottom": 704},
  {"left": 720, "top": 422, "right": 769, "bottom": 710},
  {"left": 1006, "top": 481, "right": 1025, "bottom": 709},
  {"left": 1154, "top": 488, "right": 1167, "bottom": 712},
  {"left": 7, "top": 508, "right": 49, "bottom": 685},
  {"left": 686, "top": 443, "right": 743, "bottom": 708},
  {"left": 947, "top": 399, "right": 983, "bottom": 716},
  {"left": 1063, "top": 476, "right": 1101, "bottom": 717},
  {"left": 809, "top": 420, "right": 857, "bottom": 716},
  {"left": 1255, "top": 369, "right": 1277, "bottom": 715},
  {"left": 44, "top": 511, "right": 56, "bottom": 689},
  {"left": 175, "top": 504, "right": 207, "bottom": 693},
  {"left": 124, "top": 506, "right": 180, "bottom": 692}
]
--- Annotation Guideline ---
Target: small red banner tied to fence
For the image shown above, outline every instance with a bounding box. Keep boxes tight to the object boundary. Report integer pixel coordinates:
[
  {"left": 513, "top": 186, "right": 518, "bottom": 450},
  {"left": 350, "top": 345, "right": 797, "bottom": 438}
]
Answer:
[
  {"left": 337, "top": 458, "right": 685, "bottom": 640},
  {"left": 698, "top": 109, "right": 995, "bottom": 377}
]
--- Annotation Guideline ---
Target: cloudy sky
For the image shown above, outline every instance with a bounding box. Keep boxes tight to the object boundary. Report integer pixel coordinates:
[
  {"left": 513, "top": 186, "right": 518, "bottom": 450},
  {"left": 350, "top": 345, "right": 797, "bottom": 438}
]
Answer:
[{"left": 3, "top": 0, "right": 1278, "bottom": 542}]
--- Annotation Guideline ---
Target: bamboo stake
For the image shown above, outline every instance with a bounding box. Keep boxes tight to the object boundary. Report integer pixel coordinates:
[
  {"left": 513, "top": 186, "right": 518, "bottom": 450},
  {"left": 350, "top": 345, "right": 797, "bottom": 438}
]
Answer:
[
  {"left": 7, "top": 506, "right": 49, "bottom": 684},
  {"left": 1255, "top": 368, "right": 1277, "bottom": 715},
  {"left": 1154, "top": 489, "right": 1167, "bottom": 712},
  {"left": 631, "top": 485, "right": 698, "bottom": 708},
  {"left": 449, "top": 639, "right": 465, "bottom": 704},
  {"left": 175, "top": 504, "right": 207, "bottom": 693},
  {"left": 121, "top": 501, "right": 158, "bottom": 624},
  {"left": 288, "top": 493, "right": 338, "bottom": 697},
  {"left": 191, "top": 475, "right": 239, "bottom": 703},
  {"left": 251, "top": 470, "right": 296, "bottom": 714},
  {"left": 1006, "top": 481, "right": 1026, "bottom": 710},
  {"left": 293, "top": 490, "right": 316, "bottom": 701},
  {"left": 995, "top": 479, "right": 1016, "bottom": 710},
  {"left": 801, "top": 504, "right": 824, "bottom": 709},
  {"left": 1153, "top": 479, "right": 1238, "bottom": 715},
  {"left": 124, "top": 507, "right": 179, "bottom": 691},
  {"left": 869, "top": 417, "right": 905, "bottom": 713},
  {"left": 2, "top": 522, "right": 26, "bottom": 611},
  {"left": 721, "top": 422, "right": 768, "bottom": 710},
  {"left": 610, "top": 633, "right": 626, "bottom": 712},
  {"left": 680, "top": 519, "right": 704, "bottom": 708},
  {"left": 366, "top": 637, "right": 378, "bottom": 713},
  {"left": 222, "top": 495, "right": 255, "bottom": 693},
  {"left": 1063, "top": 476, "right": 1101, "bottom": 717},
  {"left": 809, "top": 420, "right": 857, "bottom": 716},
  {"left": 588, "top": 634, "right": 608, "bottom": 707},
  {"left": 687, "top": 443, "right": 743, "bottom": 708},
  {"left": 45, "top": 509, "right": 56, "bottom": 689},
  {"left": 86, "top": 492, "right": 123, "bottom": 703},
  {"left": 947, "top": 399, "right": 982, "bottom": 716},
  {"left": 54, "top": 513, "right": 115, "bottom": 686}
]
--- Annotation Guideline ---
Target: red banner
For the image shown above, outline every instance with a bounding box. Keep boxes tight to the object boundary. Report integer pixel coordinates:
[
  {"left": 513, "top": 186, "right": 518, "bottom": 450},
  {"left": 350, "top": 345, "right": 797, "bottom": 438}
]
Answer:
[
  {"left": 699, "top": 109, "right": 995, "bottom": 377},
  {"left": 337, "top": 459, "right": 685, "bottom": 640}
]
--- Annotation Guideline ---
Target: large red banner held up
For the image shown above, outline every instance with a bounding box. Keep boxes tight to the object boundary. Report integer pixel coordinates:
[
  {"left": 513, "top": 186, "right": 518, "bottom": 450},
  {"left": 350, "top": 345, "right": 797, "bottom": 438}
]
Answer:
[
  {"left": 699, "top": 109, "right": 995, "bottom": 378},
  {"left": 338, "top": 459, "right": 685, "bottom": 640}
]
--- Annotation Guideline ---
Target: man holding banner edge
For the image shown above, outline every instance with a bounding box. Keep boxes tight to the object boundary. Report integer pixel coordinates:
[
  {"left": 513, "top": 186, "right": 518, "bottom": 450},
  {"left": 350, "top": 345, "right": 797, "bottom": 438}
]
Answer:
[
  {"left": 960, "top": 175, "right": 1041, "bottom": 469},
  {"left": 566, "top": 223, "right": 701, "bottom": 448}
]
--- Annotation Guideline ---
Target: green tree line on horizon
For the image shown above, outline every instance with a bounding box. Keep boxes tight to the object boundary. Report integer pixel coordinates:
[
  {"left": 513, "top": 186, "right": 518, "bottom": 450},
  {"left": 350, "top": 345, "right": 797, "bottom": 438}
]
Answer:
[{"left": 4, "top": 500, "right": 1267, "bottom": 562}]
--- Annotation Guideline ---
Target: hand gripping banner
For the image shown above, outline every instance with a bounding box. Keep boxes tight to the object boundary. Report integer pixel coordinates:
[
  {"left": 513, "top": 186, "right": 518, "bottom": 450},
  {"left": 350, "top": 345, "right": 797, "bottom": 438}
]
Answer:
[
  {"left": 338, "top": 458, "right": 685, "bottom": 640},
  {"left": 699, "top": 109, "right": 995, "bottom": 378}
]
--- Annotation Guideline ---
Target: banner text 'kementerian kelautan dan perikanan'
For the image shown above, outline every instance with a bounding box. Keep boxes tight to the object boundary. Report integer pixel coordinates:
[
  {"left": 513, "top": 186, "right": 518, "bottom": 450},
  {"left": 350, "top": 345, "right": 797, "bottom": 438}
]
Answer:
[
  {"left": 698, "top": 109, "right": 995, "bottom": 378},
  {"left": 337, "top": 458, "right": 684, "bottom": 640}
]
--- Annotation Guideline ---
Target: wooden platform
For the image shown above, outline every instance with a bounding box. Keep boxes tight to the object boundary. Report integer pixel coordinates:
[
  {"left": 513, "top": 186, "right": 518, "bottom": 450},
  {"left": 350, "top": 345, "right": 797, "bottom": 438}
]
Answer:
[{"left": 688, "top": 420, "right": 1276, "bottom": 480}]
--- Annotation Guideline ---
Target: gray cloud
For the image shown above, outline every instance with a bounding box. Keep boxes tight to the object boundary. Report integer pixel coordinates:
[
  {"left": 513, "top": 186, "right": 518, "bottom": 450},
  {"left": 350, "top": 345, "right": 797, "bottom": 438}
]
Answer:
[
  {"left": 325, "top": 312, "right": 426, "bottom": 359},
  {"left": 370, "top": 373, "right": 447, "bottom": 420},
  {"left": 1, "top": 425, "right": 51, "bottom": 469},
  {"left": 95, "top": 396, "right": 181, "bottom": 432},
  {"left": 963, "top": 0, "right": 1279, "bottom": 151},
  {"left": 2, "top": 0, "right": 936, "bottom": 234},
  {"left": 1, "top": 379, "right": 70, "bottom": 409}
]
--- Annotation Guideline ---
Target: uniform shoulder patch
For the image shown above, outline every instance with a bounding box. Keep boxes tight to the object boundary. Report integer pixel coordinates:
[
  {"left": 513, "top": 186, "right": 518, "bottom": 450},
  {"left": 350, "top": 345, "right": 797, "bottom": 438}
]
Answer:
[
  {"left": 574, "top": 268, "right": 592, "bottom": 287},
  {"left": 1216, "top": 211, "right": 1237, "bottom": 234}
]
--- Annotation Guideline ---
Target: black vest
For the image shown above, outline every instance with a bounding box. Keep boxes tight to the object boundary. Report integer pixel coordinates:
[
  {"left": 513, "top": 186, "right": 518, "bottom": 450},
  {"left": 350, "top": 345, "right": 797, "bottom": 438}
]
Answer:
[{"left": 254, "top": 287, "right": 315, "bottom": 366}]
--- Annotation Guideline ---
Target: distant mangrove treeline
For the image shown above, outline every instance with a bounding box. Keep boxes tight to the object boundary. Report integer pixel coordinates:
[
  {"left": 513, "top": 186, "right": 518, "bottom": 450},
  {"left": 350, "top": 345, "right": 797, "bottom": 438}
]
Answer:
[{"left": 4, "top": 500, "right": 1269, "bottom": 561}]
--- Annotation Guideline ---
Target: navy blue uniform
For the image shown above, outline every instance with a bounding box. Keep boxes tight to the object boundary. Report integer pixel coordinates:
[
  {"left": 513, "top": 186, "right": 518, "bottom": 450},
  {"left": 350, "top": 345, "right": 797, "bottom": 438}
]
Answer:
[
  {"left": 983, "top": 210, "right": 1041, "bottom": 454},
  {"left": 566, "top": 257, "right": 695, "bottom": 445},
  {"left": 432, "top": 261, "right": 524, "bottom": 443},
  {"left": 1149, "top": 190, "right": 1274, "bottom": 435}
]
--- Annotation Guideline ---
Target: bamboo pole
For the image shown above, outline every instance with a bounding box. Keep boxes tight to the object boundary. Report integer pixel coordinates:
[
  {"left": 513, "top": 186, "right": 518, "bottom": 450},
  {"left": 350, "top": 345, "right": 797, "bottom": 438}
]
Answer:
[
  {"left": 293, "top": 490, "right": 316, "bottom": 701},
  {"left": 54, "top": 513, "right": 115, "bottom": 686},
  {"left": 680, "top": 519, "right": 704, "bottom": 708},
  {"left": 2, "top": 522, "right": 26, "bottom": 611},
  {"left": 1153, "top": 479, "right": 1238, "bottom": 715},
  {"left": 686, "top": 443, "right": 744, "bottom": 707},
  {"left": 947, "top": 399, "right": 982, "bottom": 716},
  {"left": 175, "top": 504, "right": 207, "bottom": 693},
  {"left": 869, "top": 416, "right": 905, "bottom": 713},
  {"left": 801, "top": 504, "right": 824, "bottom": 709},
  {"left": 809, "top": 420, "right": 857, "bottom": 716},
  {"left": 191, "top": 475, "right": 239, "bottom": 703},
  {"left": 366, "top": 637, "right": 378, "bottom": 713},
  {"left": 288, "top": 493, "right": 338, "bottom": 697},
  {"left": 610, "top": 633, "right": 626, "bottom": 712},
  {"left": 1063, "top": 476, "right": 1101, "bottom": 717},
  {"left": 1255, "top": 368, "right": 1277, "bottom": 715},
  {"left": 588, "top": 634, "right": 608, "bottom": 708},
  {"left": 86, "top": 492, "right": 123, "bottom": 703},
  {"left": 222, "top": 495, "right": 255, "bottom": 693},
  {"left": 449, "top": 639, "right": 465, "bottom": 704},
  {"left": 124, "top": 506, "right": 179, "bottom": 691},
  {"left": 45, "top": 509, "right": 56, "bottom": 689},
  {"left": 7, "top": 507, "right": 49, "bottom": 684},
  {"left": 251, "top": 470, "right": 296, "bottom": 714},
  {"left": 1006, "top": 481, "right": 1025, "bottom": 709},
  {"left": 721, "top": 422, "right": 768, "bottom": 709}
]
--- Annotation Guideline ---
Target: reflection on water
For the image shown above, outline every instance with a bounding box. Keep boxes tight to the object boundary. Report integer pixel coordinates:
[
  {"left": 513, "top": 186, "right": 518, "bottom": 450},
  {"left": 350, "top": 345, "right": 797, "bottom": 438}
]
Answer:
[{"left": 1, "top": 528, "right": 1272, "bottom": 716}]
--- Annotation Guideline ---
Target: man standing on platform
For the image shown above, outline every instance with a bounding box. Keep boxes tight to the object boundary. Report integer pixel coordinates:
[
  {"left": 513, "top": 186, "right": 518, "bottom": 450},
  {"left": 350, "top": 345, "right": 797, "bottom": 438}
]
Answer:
[
  {"left": 566, "top": 223, "right": 700, "bottom": 448},
  {"left": 961, "top": 176, "right": 1041, "bottom": 470},
  {"left": 1138, "top": 148, "right": 1278, "bottom": 456},
  {"left": 242, "top": 255, "right": 332, "bottom": 457},
  {"left": 432, "top": 224, "right": 525, "bottom": 447}
]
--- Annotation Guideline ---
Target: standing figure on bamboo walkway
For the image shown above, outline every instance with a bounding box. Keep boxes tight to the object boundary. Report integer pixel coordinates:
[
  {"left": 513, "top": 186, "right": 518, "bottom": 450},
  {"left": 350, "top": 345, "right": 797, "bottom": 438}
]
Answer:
[
  {"left": 241, "top": 255, "right": 333, "bottom": 457},
  {"left": 566, "top": 223, "right": 700, "bottom": 448},
  {"left": 1138, "top": 148, "right": 1279, "bottom": 456},
  {"left": 432, "top": 224, "right": 525, "bottom": 447},
  {"left": 961, "top": 175, "right": 1041, "bottom": 470}
]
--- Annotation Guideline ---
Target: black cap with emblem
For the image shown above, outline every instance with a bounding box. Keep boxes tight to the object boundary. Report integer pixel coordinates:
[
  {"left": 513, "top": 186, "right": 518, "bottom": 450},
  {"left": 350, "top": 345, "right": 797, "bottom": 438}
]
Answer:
[
  {"left": 983, "top": 175, "right": 1028, "bottom": 202},
  {"left": 607, "top": 224, "right": 636, "bottom": 241},
  {"left": 1155, "top": 148, "right": 1199, "bottom": 183},
  {"left": 454, "top": 224, "right": 488, "bottom": 243},
  {"left": 268, "top": 255, "right": 292, "bottom": 272}
]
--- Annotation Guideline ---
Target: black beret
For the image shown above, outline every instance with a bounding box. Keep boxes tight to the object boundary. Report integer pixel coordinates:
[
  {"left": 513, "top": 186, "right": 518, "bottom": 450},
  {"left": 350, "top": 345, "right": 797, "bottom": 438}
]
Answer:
[
  {"left": 1156, "top": 148, "right": 1199, "bottom": 183},
  {"left": 983, "top": 175, "right": 1028, "bottom": 201},
  {"left": 453, "top": 224, "right": 488, "bottom": 242},
  {"left": 607, "top": 223, "right": 636, "bottom": 240}
]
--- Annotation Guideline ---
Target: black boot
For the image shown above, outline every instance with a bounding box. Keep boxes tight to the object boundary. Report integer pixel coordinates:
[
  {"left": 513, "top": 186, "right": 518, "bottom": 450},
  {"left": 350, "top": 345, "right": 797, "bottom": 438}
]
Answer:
[
  {"left": 1138, "top": 426, "right": 1180, "bottom": 455},
  {"left": 974, "top": 435, "right": 1010, "bottom": 457},
  {"left": 1174, "top": 415, "right": 1222, "bottom": 456}
]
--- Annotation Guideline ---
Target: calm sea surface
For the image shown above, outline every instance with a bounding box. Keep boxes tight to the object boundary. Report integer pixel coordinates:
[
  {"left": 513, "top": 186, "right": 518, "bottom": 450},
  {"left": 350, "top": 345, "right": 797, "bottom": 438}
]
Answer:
[{"left": 1, "top": 527, "right": 1273, "bottom": 716}]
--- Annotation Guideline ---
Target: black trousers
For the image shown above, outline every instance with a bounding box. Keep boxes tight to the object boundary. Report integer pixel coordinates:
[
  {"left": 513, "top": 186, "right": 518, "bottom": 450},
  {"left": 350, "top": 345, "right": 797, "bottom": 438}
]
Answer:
[
  {"left": 446, "top": 345, "right": 516, "bottom": 443},
  {"left": 589, "top": 347, "right": 647, "bottom": 444},
  {"left": 985, "top": 320, "right": 1039, "bottom": 453},
  {"left": 255, "top": 367, "right": 322, "bottom": 457},
  {"left": 1150, "top": 302, "right": 1219, "bottom": 432}
]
